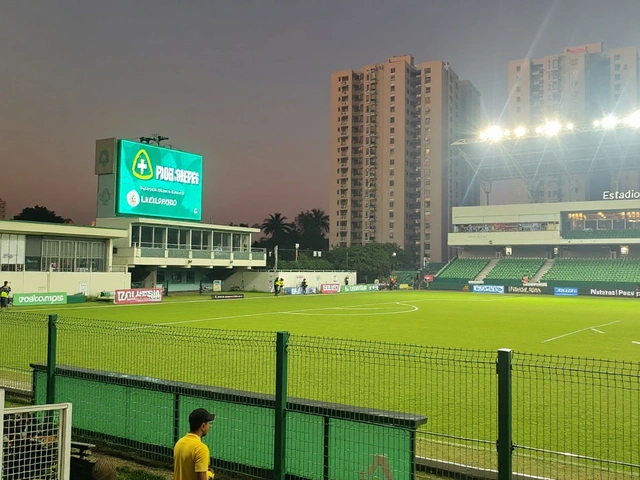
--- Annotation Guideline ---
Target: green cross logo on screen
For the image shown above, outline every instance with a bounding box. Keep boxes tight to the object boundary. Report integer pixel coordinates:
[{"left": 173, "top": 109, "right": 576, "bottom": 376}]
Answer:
[{"left": 132, "top": 149, "right": 153, "bottom": 180}]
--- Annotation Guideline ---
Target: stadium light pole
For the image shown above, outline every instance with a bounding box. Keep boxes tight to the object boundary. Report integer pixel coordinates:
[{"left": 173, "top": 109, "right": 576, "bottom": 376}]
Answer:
[{"left": 295, "top": 243, "right": 300, "bottom": 262}]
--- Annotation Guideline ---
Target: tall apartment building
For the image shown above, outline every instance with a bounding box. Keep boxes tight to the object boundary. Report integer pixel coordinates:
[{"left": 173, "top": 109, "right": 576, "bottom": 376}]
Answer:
[
  {"left": 330, "top": 55, "right": 481, "bottom": 264},
  {"left": 0, "top": 198, "right": 5, "bottom": 220},
  {"left": 507, "top": 42, "right": 639, "bottom": 127}
]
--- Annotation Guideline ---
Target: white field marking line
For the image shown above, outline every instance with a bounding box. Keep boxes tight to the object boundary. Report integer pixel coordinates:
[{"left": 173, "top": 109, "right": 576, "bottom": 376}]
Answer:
[
  {"left": 633, "top": 341, "right": 640, "bottom": 345},
  {"left": 13, "top": 291, "right": 517, "bottom": 313},
  {"left": 12, "top": 291, "right": 408, "bottom": 313},
  {"left": 283, "top": 303, "right": 419, "bottom": 316},
  {"left": 542, "top": 320, "right": 620, "bottom": 343},
  {"left": 159, "top": 300, "right": 423, "bottom": 325},
  {"left": 591, "top": 328, "right": 605, "bottom": 334}
]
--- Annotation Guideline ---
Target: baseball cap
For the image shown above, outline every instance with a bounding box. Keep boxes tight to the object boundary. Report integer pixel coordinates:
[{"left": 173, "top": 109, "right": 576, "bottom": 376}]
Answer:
[{"left": 189, "top": 408, "right": 215, "bottom": 425}]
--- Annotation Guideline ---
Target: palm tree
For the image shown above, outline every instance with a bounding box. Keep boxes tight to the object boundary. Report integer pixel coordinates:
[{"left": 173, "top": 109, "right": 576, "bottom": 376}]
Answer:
[
  {"left": 294, "top": 209, "right": 330, "bottom": 251},
  {"left": 309, "top": 208, "right": 330, "bottom": 235},
  {"left": 260, "top": 213, "right": 293, "bottom": 246}
]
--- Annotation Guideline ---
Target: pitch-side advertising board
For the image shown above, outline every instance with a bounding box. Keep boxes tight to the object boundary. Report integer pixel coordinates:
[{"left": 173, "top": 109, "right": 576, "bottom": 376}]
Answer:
[
  {"left": 114, "top": 288, "right": 164, "bottom": 305},
  {"left": 321, "top": 283, "right": 341, "bottom": 294},
  {"left": 471, "top": 285, "right": 505, "bottom": 294}
]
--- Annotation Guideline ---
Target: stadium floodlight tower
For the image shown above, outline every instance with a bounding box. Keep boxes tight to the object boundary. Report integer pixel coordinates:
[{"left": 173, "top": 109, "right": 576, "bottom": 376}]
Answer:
[{"left": 452, "top": 113, "right": 640, "bottom": 205}]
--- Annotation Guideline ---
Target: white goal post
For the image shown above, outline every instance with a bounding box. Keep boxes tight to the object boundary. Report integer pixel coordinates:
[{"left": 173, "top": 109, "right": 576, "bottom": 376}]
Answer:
[{"left": 1, "top": 389, "right": 73, "bottom": 480}]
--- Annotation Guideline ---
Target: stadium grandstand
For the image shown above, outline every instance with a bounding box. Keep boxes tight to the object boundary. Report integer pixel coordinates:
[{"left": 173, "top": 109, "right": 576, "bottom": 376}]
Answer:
[{"left": 430, "top": 114, "right": 640, "bottom": 294}]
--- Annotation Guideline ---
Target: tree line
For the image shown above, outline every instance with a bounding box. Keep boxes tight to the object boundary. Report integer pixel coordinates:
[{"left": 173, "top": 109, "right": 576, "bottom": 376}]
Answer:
[{"left": 9, "top": 205, "right": 415, "bottom": 281}]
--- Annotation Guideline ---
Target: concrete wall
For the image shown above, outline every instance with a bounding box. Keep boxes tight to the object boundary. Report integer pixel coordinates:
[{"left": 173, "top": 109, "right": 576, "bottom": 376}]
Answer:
[
  {"left": 224, "top": 271, "right": 357, "bottom": 293},
  {"left": 1, "top": 271, "right": 131, "bottom": 296}
]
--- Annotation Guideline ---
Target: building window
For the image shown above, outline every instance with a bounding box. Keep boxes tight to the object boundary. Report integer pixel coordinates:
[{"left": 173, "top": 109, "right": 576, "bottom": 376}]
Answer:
[
  {"left": 516, "top": 65, "right": 521, "bottom": 72},
  {"left": 390, "top": 138, "right": 395, "bottom": 144},
  {"left": 425, "top": 76, "right": 431, "bottom": 83},
  {"left": 614, "top": 54, "right": 621, "bottom": 61},
  {"left": 425, "top": 87, "right": 431, "bottom": 94},
  {"left": 390, "top": 127, "right": 395, "bottom": 134},
  {"left": 390, "top": 75, "right": 395, "bottom": 82},
  {"left": 390, "top": 85, "right": 396, "bottom": 92},
  {"left": 390, "top": 158, "right": 394, "bottom": 165},
  {"left": 390, "top": 106, "right": 395, "bottom": 113},
  {"left": 615, "top": 64, "right": 621, "bottom": 71},
  {"left": 390, "top": 95, "right": 395, "bottom": 103},
  {"left": 389, "top": 212, "right": 394, "bottom": 218},
  {"left": 389, "top": 222, "right": 394, "bottom": 229},
  {"left": 516, "top": 106, "right": 521, "bottom": 112},
  {"left": 389, "top": 201, "right": 394, "bottom": 208},
  {"left": 389, "top": 180, "right": 394, "bottom": 187},
  {"left": 516, "top": 96, "right": 520, "bottom": 102},
  {"left": 571, "top": 59, "right": 578, "bottom": 65},
  {"left": 516, "top": 86, "right": 520, "bottom": 92},
  {"left": 424, "top": 67, "right": 431, "bottom": 73},
  {"left": 390, "top": 117, "right": 395, "bottom": 124},
  {"left": 391, "top": 68, "right": 395, "bottom": 73},
  {"left": 615, "top": 73, "right": 621, "bottom": 81},
  {"left": 615, "top": 84, "right": 621, "bottom": 91}
]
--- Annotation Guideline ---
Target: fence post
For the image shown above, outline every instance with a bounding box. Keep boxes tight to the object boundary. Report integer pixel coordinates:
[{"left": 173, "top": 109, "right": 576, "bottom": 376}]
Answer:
[
  {"left": 497, "top": 348, "right": 513, "bottom": 480},
  {"left": 47, "top": 314, "right": 58, "bottom": 404},
  {"left": 274, "top": 331, "right": 289, "bottom": 480}
]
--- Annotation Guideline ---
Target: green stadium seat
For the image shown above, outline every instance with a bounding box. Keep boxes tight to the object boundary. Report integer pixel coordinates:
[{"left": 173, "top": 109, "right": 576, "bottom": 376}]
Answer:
[
  {"left": 484, "top": 258, "right": 546, "bottom": 281},
  {"left": 542, "top": 259, "right": 640, "bottom": 283},
  {"left": 437, "top": 258, "right": 491, "bottom": 280}
]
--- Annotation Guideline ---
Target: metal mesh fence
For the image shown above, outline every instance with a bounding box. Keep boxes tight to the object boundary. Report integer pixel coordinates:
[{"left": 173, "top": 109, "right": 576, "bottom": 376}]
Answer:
[
  {"left": 3, "top": 312, "right": 640, "bottom": 479},
  {"left": 0, "top": 312, "right": 48, "bottom": 393},
  {"left": 52, "top": 315, "right": 277, "bottom": 471},
  {"left": 512, "top": 353, "right": 640, "bottom": 480},
  {"left": 287, "top": 335, "right": 498, "bottom": 477}
]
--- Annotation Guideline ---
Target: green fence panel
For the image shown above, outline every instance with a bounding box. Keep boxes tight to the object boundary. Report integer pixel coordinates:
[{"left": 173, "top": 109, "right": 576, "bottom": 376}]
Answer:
[
  {"left": 0, "top": 312, "right": 48, "bottom": 393},
  {"left": 179, "top": 396, "right": 274, "bottom": 469},
  {"left": 329, "top": 419, "right": 411, "bottom": 480}
]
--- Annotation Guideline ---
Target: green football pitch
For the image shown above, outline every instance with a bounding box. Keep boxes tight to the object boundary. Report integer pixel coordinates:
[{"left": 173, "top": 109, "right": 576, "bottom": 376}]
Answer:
[
  {"left": 12, "top": 290, "right": 640, "bottom": 360},
  {"left": 5, "top": 290, "right": 640, "bottom": 477}
]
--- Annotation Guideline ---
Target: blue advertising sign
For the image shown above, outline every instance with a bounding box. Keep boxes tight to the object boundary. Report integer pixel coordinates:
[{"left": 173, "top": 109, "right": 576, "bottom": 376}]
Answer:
[
  {"left": 472, "top": 285, "right": 505, "bottom": 294},
  {"left": 116, "top": 140, "right": 203, "bottom": 221},
  {"left": 554, "top": 287, "right": 578, "bottom": 296}
]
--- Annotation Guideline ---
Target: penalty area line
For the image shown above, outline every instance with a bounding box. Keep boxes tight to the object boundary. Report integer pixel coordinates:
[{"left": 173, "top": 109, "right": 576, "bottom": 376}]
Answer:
[{"left": 542, "top": 320, "right": 620, "bottom": 343}]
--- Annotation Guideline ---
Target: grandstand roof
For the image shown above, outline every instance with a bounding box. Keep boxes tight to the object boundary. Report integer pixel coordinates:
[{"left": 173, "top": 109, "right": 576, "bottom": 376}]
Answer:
[{"left": 452, "top": 127, "right": 640, "bottom": 182}]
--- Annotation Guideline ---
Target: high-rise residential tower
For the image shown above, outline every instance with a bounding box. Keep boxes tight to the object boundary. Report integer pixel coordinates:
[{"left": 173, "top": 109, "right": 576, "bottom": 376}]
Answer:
[
  {"left": 330, "top": 55, "right": 481, "bottom": 264},
  {"left": 507, "top": 42, "right": 639, "bottom": 127}
]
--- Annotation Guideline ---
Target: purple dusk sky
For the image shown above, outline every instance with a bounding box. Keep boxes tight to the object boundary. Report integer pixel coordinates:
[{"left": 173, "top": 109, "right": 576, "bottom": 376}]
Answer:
[{"left": 2, "top": 0, "right": 640, "bottom": 225}]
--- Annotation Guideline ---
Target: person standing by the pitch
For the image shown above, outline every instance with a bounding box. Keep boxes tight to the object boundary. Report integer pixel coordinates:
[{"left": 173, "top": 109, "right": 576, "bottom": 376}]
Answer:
[
  {"left": 0, "top": 281, "right": 11, "bottom": 310},
  {"left": 174, "top": 408, "right": 216, "bottom": 480}
]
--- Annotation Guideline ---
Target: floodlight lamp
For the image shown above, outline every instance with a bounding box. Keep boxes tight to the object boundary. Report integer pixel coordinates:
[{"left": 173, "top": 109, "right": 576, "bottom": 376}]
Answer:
[
  {"left": 601, "top": 115, "right": 618, "bottom": 130},
  {"left": 624, "top": 110, "right": 640, "bottom": 128},
  {"left": 593, "top": 120, "right": 601, "bottom": 127},
  {"left": 486, "top": 125, "right": 503, "bottom": 142},
  {"left": 543, "top": 120, "right": 561, "bottom": 137},
  {"left": 479, "top": 130, "right": 489, "bottom": 141},
  {"left": 514, "top": 126, "right": 527, "bottom": 137},
  {"left": 566, "top": 123, "right": 574, "bottom": 130},
  {"left": 535, "top": 126, "right": 543, "bottom": 134},
  {"left": 503, "top": 130, "right": 511, "bottom": 137}
]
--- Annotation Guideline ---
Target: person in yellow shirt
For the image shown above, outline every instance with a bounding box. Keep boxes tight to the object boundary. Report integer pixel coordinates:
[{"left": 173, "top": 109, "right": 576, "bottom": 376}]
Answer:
[{"left": 174, "top": 408, "right": 216, "bottom": 480}]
